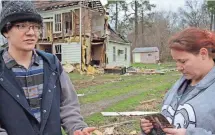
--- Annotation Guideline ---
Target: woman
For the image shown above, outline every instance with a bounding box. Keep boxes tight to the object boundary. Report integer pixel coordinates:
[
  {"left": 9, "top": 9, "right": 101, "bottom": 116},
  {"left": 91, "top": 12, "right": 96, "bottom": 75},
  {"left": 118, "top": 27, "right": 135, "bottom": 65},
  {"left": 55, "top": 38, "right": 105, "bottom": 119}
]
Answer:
[{"left": 140, "top": 27, "right": 215, "bottom": 135}]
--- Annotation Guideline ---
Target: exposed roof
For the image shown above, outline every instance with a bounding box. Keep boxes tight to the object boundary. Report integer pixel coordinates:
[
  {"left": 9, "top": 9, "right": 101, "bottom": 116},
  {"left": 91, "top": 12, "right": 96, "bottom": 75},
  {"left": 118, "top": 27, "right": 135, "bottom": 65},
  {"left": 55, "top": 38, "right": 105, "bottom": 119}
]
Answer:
[
  {"left": 33, "top": 0, "right": 104, "bottom": 13},
  {"left": 132, "top": 47, "right": 159, "bottom": 53},
  {"left": 108, "top": 25, "right": 129, "bottom": 44}
]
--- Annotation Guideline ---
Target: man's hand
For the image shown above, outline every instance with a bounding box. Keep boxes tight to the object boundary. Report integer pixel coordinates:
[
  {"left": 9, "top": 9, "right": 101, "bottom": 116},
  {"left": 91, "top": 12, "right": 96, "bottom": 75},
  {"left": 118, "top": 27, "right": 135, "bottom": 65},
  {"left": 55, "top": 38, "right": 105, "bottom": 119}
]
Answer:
[
  {"left": 163, "top": 128, "right": 186, "bottom": 135},
  {"left": 73, "top": 127, "right": 96, "bottom": 135}
]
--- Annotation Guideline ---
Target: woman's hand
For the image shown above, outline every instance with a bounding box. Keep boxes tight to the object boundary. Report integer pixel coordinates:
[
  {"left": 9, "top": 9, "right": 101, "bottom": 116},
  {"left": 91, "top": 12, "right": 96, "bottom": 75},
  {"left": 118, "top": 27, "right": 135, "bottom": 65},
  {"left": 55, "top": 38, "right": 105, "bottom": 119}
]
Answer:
[{"left": 140, "top": 118, "right": 154, "bottom": 134}]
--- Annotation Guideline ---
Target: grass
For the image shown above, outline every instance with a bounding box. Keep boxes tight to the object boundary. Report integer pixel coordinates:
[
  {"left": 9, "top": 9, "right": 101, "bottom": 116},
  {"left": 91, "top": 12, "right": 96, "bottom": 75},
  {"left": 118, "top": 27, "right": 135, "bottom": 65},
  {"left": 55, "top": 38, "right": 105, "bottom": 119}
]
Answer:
[
  {"left": 63, "top": 62, "right": 180, "bottom": 134},
  {"left": 62, "top": 128, "right": 66, "bottom": 135},
  {"left": 131, "top": 62, "right": 175, "bottom": 69},
  {"left": 77, "top": 72, "right": 177, "bottom": 104},
  {"left": 83, "top": 72, "right": 178, "bottom": 126},
  {"left": 68, "top": 72, "right": 92, "bottom": 81}
]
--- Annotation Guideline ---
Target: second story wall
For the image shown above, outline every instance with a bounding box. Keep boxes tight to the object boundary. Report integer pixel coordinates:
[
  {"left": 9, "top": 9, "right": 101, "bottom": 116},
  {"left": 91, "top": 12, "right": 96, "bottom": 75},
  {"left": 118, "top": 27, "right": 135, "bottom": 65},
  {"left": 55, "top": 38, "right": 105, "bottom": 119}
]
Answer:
[
  {"left": 91, "top": 11, "right": 105, "bottom": 37},
  {"left": 38, "top": 6, "right": 105, "bottom": 42}
]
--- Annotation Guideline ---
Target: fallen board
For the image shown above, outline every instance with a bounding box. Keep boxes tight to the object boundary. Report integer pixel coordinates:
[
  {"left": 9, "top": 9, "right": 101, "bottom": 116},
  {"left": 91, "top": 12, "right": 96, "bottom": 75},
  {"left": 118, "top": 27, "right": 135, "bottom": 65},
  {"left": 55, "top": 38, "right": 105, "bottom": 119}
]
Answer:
[{"left": 101, "top": 111, "right": 159, "bottom": 116}]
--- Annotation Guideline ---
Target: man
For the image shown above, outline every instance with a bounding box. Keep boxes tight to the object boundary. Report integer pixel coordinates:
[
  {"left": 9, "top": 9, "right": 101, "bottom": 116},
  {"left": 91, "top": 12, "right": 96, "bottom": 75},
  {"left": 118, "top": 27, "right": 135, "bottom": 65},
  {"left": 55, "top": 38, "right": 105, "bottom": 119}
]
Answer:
[{"left": 0, "top": 1, "right": 95, "bottom": 135}]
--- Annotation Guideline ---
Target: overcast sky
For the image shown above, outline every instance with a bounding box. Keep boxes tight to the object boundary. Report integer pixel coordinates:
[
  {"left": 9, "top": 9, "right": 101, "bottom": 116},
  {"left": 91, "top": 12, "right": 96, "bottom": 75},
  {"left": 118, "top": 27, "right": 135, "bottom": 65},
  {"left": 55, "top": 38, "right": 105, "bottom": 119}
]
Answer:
[
  {"left": 149, "top": 0, "right": 185, "bottom": 12},
  {"left": 101, "top": 0, "right": 204, "bottom": 12}
]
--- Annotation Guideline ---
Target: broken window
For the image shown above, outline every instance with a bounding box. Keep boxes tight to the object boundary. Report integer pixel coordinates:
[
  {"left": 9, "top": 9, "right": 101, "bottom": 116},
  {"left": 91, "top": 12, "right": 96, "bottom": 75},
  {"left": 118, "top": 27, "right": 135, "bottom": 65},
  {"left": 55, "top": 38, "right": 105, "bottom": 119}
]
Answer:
[
  {"left": 64, "top": 12, "right": 72, "bottom": 34},
  {"left": 54, "top": 14, "right": 62, "bottom": 32},
  {"left": 55, "top": 45, "right": 61, "bottom": 54},
  {"left": 113, "top": 46, "right": 116, "bottom": 62},
  {"left": 55, "top": 45, "right": 62, "bottom": 61}
]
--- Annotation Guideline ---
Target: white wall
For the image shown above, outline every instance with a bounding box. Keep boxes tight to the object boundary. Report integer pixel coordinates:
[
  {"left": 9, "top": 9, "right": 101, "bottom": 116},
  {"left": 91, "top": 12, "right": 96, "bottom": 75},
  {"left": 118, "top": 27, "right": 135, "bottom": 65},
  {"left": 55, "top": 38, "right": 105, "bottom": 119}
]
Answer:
[
  {"left": 133, "top": 53, "right": 141, "bottom": 63},
  {"left": 53, "top": 43, "right": 81, "bottom": 64},
  {"left": 106, "top": 41, "right": 130, "bottom": 67}
]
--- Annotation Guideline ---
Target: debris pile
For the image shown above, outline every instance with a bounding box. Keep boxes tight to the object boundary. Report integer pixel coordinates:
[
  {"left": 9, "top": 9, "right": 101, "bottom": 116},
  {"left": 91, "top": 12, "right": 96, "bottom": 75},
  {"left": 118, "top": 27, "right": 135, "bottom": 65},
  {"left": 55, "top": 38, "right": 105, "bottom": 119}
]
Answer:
[
  {"left": 104, "top": 66, "right": 126, "bottom": 75},
  {"left": 62, "top": 63, "right": 104, "bottom": 74},
  {"left": 126, "top": 67, "right": 176, "bottom": 75},
  {"left": 92, "top": 119, "right": 140, "bottom": 135},
  {"left": 62, "top": 63, "right": 176, "bottom": 75},
  {"left": 91, "top": 111, "right": 159, "bottom": 135}
]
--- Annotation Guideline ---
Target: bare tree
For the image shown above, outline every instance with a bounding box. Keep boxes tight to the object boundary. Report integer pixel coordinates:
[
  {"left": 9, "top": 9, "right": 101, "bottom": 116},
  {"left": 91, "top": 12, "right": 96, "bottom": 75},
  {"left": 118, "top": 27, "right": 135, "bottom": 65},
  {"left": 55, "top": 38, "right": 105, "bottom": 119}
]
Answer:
[
  {"left": 106, "top": 1, "right": 127, "bottom": 32},
  {"left": 115, "top": 1, "right": 118, "bottom": 31},
  {"left": 207, "top": 0, "right": 215, "bottom": 31},
  {"left": 134, "top": 0, "right": 138, "bottom": 49},
  {"left": 178, "top": 0, "right": 210, "bottom": 29}
]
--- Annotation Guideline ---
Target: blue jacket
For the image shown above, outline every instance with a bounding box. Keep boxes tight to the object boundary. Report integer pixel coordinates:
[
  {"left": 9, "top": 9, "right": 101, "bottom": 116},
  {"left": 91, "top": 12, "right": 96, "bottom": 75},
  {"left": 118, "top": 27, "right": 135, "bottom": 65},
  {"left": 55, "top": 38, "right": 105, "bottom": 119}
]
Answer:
[{"left": 0, "top": 50, "right": 62, "bottom": 135}]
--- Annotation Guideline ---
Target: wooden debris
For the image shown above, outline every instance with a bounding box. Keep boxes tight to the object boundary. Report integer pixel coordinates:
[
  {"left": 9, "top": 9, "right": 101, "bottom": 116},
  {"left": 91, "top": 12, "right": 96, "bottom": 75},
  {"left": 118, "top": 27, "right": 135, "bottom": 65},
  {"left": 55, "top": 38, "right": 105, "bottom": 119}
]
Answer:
[
  {"left": 140, "top": 99, "right": 156, "bottom": 104},
  {"left": 63, "top": 63, "right": 74, "bottom": 73},
  {"left": 104, "top": 127, "right": 115, "bottom": 135},
  {"left": 92, "top": 130, "right": 103, "bottom": 135},
  {"left": 99, "top": 120, "right": 136, "bottom": 128},
  {"left": 130, "top": 130, "right": 137, "bottom": 135},
  {"left": 87, "top": 65, "right": 96, "bottom": 75},
  {"left": 77, "top": 94, "right": 85, "bottom": 97},
  {"left": 104, "top": 67, "right": 126, "bottom": 75},
  {"left": 101, "top": 111, "right": 158, "bottom": 116}
]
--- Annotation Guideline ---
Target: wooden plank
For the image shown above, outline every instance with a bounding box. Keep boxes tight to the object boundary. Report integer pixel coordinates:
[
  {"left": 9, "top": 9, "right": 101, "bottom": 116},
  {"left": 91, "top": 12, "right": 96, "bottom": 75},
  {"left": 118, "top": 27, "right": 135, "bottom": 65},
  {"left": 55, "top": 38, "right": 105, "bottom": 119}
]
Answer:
[
  {"left": 101, "top": 111, "right": 159, "bottom": 116},
  {"left": 62, "top": 13, "right": 65, "bottom": 39},
  {"left": 77, "top": 94, "right": 85, "bottom": 97},
  {"left": 140, "top": 99, "right": 156, "bottom": 104}
]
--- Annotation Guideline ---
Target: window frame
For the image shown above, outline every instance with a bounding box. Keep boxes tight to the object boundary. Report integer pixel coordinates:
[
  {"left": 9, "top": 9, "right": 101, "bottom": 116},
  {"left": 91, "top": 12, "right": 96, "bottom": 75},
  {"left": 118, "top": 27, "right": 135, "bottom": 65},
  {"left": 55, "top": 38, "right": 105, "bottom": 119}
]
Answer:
[
  {"left": 113, "top": 46, "right": 116, "bottom": 62},
  {"left": 54, "top": 13, "right": 62, "bottom": 33}
]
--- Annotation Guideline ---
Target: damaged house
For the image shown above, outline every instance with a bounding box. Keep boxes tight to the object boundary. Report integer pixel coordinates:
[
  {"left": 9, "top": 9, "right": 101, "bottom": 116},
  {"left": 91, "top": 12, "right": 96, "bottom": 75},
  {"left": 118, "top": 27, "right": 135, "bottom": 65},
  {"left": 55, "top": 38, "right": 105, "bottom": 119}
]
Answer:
[{"left": 34, "top": 0, "right": 131, "bottom": 69}]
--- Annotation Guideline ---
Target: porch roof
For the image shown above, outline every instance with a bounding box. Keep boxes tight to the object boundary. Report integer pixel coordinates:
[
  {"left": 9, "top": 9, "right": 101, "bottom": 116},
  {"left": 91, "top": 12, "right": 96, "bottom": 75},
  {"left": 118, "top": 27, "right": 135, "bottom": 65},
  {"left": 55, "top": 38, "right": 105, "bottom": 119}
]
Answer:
[{"left": 108, "top": 25, "right": 129, "bottom": 44}]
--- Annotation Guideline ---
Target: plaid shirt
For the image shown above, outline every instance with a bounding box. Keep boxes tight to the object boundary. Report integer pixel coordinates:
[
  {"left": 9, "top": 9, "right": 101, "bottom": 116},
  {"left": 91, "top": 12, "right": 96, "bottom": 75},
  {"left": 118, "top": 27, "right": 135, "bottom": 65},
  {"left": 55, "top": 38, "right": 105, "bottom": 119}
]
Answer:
[{"left": 2, "top": 49, "right": 44, "bottom": 122}]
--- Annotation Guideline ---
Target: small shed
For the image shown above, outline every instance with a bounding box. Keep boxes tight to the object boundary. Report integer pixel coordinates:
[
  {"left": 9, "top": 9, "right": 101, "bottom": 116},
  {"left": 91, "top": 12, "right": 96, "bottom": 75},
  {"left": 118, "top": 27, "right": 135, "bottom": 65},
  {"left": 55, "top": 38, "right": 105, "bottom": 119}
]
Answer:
[{"left": 132, "top": 47, "right": 159, "bottom": 63}]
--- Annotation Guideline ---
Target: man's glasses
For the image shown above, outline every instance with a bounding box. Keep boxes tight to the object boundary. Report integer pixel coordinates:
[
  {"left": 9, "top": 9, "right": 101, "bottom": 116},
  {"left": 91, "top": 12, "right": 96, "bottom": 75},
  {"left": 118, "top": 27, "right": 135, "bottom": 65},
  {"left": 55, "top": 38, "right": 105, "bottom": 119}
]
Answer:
[{"left": 14, "top": 23, "right": 41, "bottom": 33}]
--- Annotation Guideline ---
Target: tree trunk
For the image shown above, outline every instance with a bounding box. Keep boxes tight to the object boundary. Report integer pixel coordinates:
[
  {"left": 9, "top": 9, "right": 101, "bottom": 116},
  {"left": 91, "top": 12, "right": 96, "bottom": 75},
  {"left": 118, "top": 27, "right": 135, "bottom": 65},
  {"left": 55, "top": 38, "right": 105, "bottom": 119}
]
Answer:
[
  {"left": 131, "top": 0, "right": 138, "bottom": 63},
  {"left": 115, "top": 1, "right": 118, "bottom": 31},
  {"left": 134, "top": 0, "right": 138, "bottom": 47},
  {"left": 210, "top": 12, "right": 213, "bottom": 31},
  {"left": 213, "top": 13, "right": 215, "bottom": 32},
  {"left": 141, "top": 8, "right": 144, "bottom": 46}
]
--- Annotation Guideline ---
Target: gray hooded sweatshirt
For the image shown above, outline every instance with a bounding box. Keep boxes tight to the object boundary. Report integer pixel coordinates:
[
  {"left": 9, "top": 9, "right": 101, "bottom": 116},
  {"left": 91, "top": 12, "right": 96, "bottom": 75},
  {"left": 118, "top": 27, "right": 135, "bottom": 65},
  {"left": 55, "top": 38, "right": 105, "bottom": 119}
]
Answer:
[
  {"left": 142, "top": 66, "right": 215, "bottom": 135},
  {"left": 161, "top": 66, "right": 215, "bottom": 135}
]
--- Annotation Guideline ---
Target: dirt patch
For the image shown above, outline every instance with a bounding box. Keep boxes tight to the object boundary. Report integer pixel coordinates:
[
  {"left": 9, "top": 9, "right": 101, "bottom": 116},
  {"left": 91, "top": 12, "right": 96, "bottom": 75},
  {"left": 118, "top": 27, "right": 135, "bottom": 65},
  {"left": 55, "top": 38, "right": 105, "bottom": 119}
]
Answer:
[
  {"left": 74, "top": 78, "right": 123, "bottom": 90},
  {"left": 74, "top": 80, "right": 104, "bottom": 90},
  {"left": 80, "top": 90, "right": 143, "bottom": 117}
]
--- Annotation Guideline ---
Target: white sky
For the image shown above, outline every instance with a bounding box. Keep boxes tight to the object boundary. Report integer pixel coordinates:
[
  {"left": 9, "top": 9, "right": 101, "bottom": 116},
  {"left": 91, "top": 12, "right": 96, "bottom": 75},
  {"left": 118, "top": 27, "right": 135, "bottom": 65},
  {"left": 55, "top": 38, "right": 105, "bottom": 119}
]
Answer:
[
  {"left": 101, "top": 0, "right": 204, "bottom": 12},
  {"left": 149, "top": 0, "right": 185, "bottom": 12}
]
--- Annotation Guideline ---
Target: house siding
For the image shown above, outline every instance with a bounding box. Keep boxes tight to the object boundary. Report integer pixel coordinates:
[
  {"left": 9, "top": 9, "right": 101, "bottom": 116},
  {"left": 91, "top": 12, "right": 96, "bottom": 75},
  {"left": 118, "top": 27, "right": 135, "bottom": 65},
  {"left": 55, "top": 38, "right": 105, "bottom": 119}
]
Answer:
[
  {"left": 106, "top": 41, "right": 130, "bottom": 67},
  {"left": 53, "top": 43, "right": 81, "bottom": 64},
  {"left": 36, "top": 4, "right": 131, "bottom": 68}
]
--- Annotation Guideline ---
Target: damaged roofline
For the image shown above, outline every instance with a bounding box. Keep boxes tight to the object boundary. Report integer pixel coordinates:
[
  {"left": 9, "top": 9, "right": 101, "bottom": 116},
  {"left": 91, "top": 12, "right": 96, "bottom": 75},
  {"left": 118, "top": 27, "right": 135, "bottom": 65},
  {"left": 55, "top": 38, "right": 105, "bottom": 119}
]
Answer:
[
  {"left": 36, "top": 2, "right": 104, "bottom": 13},
  {"left": 38, "top": 6, "right": 104, "bottom": 14},
  {"left": 109, "top": 40, "right": 131, "bottom": 45}
]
